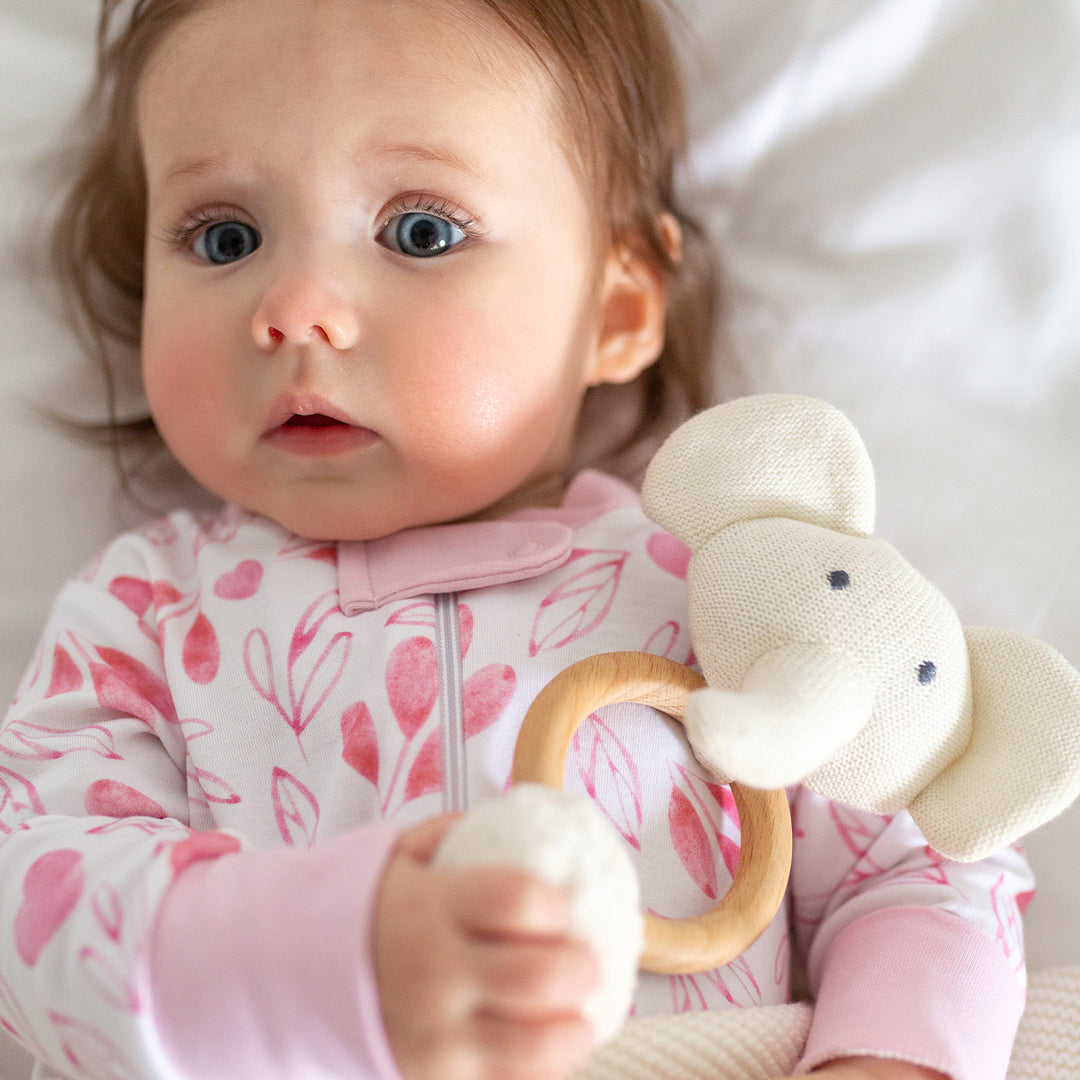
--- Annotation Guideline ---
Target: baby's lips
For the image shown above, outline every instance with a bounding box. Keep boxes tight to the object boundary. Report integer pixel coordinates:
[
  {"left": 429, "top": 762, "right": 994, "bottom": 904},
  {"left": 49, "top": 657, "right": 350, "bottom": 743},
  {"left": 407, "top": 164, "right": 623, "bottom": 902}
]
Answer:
[{"left": 262, "top": 391, "right": 361, "bottom": 433}]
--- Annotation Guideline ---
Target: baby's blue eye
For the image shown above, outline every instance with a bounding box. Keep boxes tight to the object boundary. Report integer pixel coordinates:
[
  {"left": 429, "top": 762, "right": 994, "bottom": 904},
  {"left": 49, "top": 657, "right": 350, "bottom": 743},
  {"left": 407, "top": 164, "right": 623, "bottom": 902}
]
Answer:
[
  {"left": 195, "top": 221, "right": 260, "bottom": 265},
  {"left": 382, "top": 212, "right": 466, "bottom": 258}
]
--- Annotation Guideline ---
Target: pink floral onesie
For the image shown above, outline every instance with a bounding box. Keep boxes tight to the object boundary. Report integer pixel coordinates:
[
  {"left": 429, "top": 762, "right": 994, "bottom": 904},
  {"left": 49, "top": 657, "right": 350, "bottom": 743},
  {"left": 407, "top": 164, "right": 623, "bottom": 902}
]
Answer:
[{"left": 0, "top": 471, "right": 1032, "bottom": 1080}]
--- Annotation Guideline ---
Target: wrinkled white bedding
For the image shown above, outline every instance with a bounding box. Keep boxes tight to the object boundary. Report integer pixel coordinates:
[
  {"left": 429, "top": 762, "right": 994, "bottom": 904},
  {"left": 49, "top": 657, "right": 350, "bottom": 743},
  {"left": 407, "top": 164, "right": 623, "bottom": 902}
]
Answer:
[{"left": 2, "top": 2, "right": 1078, "bottom": 1077}]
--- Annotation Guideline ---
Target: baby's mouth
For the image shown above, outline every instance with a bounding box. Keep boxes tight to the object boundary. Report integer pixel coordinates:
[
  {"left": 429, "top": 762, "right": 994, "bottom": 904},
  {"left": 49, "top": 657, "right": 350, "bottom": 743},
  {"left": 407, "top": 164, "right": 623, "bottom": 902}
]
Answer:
[
  {"left": 263, "top": 410, "right": 378, "bottom": 456},
  {"left": 282, "top": 413, "right": 348, "bottom": 428}
]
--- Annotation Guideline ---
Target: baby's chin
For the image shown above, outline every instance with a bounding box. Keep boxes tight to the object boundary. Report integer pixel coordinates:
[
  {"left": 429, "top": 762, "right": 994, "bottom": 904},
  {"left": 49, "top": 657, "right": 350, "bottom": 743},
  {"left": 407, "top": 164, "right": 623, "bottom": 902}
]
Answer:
[
  {"left": 224, "top": 464, "right": 573, "bottom": 542},
  {"left": 237, "top": 494, "right": 481, "bottom": 544}
]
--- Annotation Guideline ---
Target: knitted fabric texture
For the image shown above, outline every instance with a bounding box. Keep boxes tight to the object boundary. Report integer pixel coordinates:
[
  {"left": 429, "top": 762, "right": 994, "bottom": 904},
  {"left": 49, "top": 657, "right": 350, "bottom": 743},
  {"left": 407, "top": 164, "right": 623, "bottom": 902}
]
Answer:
[
  {"left": 641, "top": 394, "right": 1080, "bottom": 862},
  {"left": 573, "top": 1003, "right": 811, "bottom": 1080},
  {"left": 1007, "top": 965, "right": 1080, "bottom": 1080},
  {"left": 573, "top": 968, "right": 1080, "bottom": 1080}
]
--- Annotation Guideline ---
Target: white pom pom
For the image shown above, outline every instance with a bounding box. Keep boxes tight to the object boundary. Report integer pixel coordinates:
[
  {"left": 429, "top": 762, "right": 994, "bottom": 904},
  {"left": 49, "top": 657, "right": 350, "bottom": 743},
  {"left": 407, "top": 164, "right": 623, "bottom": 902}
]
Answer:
[{"left": 433, "top": 784, "right": 643, "bottom": 1044}]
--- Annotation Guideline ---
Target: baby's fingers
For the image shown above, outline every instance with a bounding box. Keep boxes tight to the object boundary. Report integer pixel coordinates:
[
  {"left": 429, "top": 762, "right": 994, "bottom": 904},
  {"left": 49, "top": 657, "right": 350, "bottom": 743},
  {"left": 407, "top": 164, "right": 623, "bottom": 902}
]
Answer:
[
  {"left": 444, "top": 866, "right": 574, "bottom": 941},
  {"left": 469, "top": 1011, "right": 595, "bottom": 1079},
  {"left": 473, "top": 938, "right": 599, "bottom": 1020}
]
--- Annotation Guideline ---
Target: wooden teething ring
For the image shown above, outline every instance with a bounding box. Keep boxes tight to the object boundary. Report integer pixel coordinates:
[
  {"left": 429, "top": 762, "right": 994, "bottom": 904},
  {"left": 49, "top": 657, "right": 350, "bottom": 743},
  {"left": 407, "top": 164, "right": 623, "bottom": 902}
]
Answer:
[{"left": 511, "top": 652, "right": 792, "bottom": 976}]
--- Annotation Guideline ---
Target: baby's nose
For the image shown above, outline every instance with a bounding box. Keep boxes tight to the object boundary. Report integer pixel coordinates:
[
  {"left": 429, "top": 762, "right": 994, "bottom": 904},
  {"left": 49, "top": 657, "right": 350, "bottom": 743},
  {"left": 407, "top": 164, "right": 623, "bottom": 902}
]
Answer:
[{"left": 252, "top": 267, "right": 360, "bottom": 351}]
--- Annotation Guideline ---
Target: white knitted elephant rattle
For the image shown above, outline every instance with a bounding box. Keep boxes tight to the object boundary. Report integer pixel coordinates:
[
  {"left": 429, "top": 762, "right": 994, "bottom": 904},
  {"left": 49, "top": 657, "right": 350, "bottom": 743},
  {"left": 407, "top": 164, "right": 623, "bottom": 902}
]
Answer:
[{"left": 641, "top": 393, "right": 1080, "bottom": 863}]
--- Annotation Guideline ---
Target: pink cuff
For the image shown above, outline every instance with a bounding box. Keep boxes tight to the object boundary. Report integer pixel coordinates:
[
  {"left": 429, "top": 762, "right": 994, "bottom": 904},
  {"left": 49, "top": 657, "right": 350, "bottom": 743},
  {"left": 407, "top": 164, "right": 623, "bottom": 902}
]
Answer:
[
  {"left": 797, "top": 907, "right": 1024, "bottom": 1080},
  {"left": 144, "top": 826, "right": 403, "bottom": 1080}
]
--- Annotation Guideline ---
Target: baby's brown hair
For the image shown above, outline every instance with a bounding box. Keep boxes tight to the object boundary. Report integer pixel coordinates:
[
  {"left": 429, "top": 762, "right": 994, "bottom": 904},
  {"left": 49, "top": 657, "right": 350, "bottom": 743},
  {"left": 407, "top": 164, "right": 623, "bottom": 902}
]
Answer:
[{"left": 55, "top": 0, "right": 718, "bottom": 490}]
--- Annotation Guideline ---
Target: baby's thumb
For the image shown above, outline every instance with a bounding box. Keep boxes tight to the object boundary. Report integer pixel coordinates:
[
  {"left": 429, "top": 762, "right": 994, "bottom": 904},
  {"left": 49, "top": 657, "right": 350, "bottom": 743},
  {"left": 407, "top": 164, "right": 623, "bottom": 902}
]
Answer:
[{"left": 396, "top": 812, "right": 465, "bottom": 863}]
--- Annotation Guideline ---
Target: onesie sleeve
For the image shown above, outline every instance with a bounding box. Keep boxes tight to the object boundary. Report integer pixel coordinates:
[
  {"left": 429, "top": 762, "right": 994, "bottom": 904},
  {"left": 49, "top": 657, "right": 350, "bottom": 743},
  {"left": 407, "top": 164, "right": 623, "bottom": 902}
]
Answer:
[
  {"left": 145, "top": 825, "right": 402, "bottom": 1080},
  {"left": 0, "top": 521, "right": 403, "bottom": 1080},
  {"left": 788, "top": 788, "right": 1033, "bottom": 1079}
]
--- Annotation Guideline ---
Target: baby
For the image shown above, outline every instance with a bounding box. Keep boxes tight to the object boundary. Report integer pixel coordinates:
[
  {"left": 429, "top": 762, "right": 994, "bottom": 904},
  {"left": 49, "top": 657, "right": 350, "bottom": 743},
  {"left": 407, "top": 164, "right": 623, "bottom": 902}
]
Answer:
[{"left": 0, "top": 1, "right": 1031, "bottom": 1079}]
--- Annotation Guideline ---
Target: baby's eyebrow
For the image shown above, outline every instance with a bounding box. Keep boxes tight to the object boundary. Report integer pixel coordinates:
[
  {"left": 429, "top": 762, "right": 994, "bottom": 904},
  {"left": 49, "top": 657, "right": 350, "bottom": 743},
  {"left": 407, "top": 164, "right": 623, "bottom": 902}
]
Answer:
[
  {"left": 157, "top": 153, "right": 236, "bottom": 190},
  {"left": 155, "top": 143, "right": 485, "bottom": 190},
  {"left": 373, "top": 141, "right": 485, "bottom": 184}
]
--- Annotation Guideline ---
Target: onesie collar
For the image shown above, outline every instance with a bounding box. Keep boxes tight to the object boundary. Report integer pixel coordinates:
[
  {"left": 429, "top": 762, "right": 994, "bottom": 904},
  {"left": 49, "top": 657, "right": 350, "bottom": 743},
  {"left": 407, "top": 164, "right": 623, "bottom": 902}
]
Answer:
[{"left": 336, "top": 470, "right": 638, "bottom": 614}]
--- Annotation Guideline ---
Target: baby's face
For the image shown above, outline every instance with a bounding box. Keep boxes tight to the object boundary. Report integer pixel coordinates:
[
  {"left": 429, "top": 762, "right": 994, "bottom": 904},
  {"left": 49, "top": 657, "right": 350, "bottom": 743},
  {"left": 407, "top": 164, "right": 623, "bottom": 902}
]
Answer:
[{"left": 137, "top": 0, "right": 618, "bottom": 540}]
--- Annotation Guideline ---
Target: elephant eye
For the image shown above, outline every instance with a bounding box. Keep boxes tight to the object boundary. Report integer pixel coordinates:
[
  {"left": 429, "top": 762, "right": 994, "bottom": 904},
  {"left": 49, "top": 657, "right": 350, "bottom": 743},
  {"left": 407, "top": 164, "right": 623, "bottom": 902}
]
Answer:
[
  {"left": 828, "top": 570, "right": 851, "bottom": 590},
  {"left": 917, "top": 661, "right": 937, "bottom": 685}
]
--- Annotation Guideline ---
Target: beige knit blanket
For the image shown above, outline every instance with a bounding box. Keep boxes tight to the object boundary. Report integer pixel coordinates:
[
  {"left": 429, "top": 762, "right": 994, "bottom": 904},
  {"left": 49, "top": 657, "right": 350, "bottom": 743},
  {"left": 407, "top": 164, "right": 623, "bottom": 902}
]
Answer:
[
  {"left": 20, "top": 966, "right": 1080, "bottom": 1080},
  {"left": 575, "top": 965, "right": 1080, "bottom": 1080}
]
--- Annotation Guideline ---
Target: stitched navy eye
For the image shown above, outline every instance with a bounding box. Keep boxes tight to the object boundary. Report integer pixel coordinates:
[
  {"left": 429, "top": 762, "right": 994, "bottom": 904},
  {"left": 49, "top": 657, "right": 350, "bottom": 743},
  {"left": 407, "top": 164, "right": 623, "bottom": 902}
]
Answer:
[
  {"left": 828, "top": 570, "right": 851, "bottom": 591},
  {"left": 195, "top": 221, "right": 260, "bottom": 265},
  {"left": 918, "top": 661, "right": 937, "bottom": 685},
  {"left": 382, "top": 212, "right": 466, "bottom": 258}
]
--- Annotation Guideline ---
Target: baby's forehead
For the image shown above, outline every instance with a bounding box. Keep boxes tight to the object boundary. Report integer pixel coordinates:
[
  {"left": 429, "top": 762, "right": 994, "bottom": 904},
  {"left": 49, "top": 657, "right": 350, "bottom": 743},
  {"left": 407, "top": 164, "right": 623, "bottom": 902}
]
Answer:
[
  {"left": 140, "top": 0, "right": 555, "bottom": 109},
  {"left": 136, "top": 0, "right": 600, "bottom": 238},
  {"left": 138, "top": 0, "right": 572, "bottom": 163}
]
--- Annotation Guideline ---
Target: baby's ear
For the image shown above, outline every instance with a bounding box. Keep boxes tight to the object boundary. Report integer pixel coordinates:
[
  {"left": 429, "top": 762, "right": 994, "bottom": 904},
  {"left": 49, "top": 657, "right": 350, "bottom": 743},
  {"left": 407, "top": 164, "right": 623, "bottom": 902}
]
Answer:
[
  {"left": 587, "top": 219, "right": 678, "bottom": 387},
  {"left": 642, "top": 394, "right": 876, "bottom": 552}
]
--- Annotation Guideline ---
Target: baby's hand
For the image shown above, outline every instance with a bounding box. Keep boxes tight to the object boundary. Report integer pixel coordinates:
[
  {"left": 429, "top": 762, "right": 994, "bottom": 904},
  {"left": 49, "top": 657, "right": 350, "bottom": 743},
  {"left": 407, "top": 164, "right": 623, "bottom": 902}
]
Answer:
[{"left": 374, "top": 815, "right": 600, "bottom": 1080}]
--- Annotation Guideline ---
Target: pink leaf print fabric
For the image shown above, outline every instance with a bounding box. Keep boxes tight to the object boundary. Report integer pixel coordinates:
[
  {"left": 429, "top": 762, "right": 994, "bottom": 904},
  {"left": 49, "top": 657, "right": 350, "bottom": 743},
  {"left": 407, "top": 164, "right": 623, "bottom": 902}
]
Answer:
[
  {"left": 529, "top": 549, "right": 628, "bottom": 655},
  {"left": 91, "top": 884, "right": 123, "bottom": 943},
  {"left": 669, "top": 957, "right": 763, "bottom": 1013},
  {"left": 271, "top": 767, "right": 320, "bottom": 848},
  {"left": 84, "top": 780, "right": 167, "bottom": 819},
  {"left": 187, "top": 765, "right": 241, "bottom": 807},
  {"left": 570, "top": 714, "right": 643, "bottom": 850},
  {"left": 78, "top": 948, "right": 140, "bottom": 1014},
  {"left": 91, "top": 648, "right": 178, "bottom": 728},
  {"left": 643, "top": 621, "right": 681, "bottom": 659},
  {"left": 107, "top": 577, "right": 154, "bottom": 620},
  {"left": 213, "top": 560, "right": 263, "bottom": 600},
  {"left": 169, "top": 831, "right": 242, "bottom": 876},
  {"left": 462, "top": 664, "right": 515, "bottom": 738},
  {"left": 646, "top": 532, "right": 691, "bottom": 580},
  {"left": 15, "top": 850, "right": 84, "bottom": 966},
  {"left": 244, "top": 591, "right": 354, "bottom": 740},
  {"left": 385, "top": 602, "right": 438, "bottom": 631},
  {"left": 0, "top": 767, "right": 46, "bottom": 833},
  {"left": 386, "top": 637, "right": 438, "bottom": 738},
  {"left": 244, "top": 631, "right": 278, "bottom": 712},
  {"left": 340, "top": 702, "right": 379, "bottom": 787},
  {"left": 385, "top": 601, "right": 474, "bottom": 658},
  {"left": 405, "top": 730, "right": 442, "bottom": 802},
  {"left": 668, "top": 766, "right": 740, "bottom": 901},
  {"left": 49, "top": 1012, "right": 139, "bottom": 1080},
  {"left": 0, "top": 721, "right": 121, "bottom": 762},
  {"left": 46, "top": 645, "right": 83, "bottom": 697},
  {"left": 705, "top": 956, "right": 762, "bottom": 1007},
  {"left": 181, "top": 613, "right": 220, "bottom": 685},
  {"left": 348, "top": 623, "right": 510, "bottom": 815},
  {"left": 992, "top": 873, "right": 1025, "bottom": 975}
]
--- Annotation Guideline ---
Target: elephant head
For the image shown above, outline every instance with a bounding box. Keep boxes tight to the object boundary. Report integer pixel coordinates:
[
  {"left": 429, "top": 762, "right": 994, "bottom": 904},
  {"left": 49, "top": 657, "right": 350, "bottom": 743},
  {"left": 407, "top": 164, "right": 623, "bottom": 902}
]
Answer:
[{"left": 642, "top": 394, "right": 1080, "bottom": 861}]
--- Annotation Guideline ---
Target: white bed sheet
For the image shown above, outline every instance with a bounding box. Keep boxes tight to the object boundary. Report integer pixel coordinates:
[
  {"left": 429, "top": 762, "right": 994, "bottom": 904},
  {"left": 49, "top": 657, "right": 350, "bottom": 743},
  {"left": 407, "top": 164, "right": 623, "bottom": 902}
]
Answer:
[{"left": 2, "top": 2, "right": 1078, "bottom": 1077}]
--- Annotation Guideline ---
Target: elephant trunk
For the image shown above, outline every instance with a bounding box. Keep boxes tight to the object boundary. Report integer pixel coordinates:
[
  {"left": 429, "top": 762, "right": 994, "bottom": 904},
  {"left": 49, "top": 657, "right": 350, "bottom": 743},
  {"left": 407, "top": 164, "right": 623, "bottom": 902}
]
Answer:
[{"left": 683, "top": 642, "right": 875, "bottom": 788}]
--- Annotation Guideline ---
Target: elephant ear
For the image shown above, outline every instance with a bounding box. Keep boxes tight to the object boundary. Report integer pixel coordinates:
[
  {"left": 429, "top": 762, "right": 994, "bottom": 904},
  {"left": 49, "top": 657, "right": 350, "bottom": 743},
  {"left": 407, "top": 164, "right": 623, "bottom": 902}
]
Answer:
[
  {"left": 641, "top": 394, "right": 876, "bottom": 553},
  {"left": 911, "top": 626, "right": 1080, "bottom": 862}
]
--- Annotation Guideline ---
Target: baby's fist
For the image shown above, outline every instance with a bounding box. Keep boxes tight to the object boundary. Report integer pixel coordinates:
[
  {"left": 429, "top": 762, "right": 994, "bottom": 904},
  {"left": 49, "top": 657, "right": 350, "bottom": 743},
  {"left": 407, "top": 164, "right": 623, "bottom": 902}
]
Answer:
[
  {"left": 434, "top": 785, "right": 644, "bottom": 1044},
  {"left": 375, "top": 809, "right": 604, "bottom": 1080}
]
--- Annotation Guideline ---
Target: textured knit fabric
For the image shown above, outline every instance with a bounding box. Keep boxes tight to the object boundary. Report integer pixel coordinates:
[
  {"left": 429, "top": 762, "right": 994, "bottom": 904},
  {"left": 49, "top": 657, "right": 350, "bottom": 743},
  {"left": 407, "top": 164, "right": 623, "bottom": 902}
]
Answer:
[
  {"left": 1007, "top": 965, "right": 1080, "bottom": 1080},
  {"left": 572, "top": 964, "right": 1080, "bottom": 1080},
  {"left": 0, "top": 471, "right": 1031, "bottom": 1079},
  {"left": 643, "top": 395, "right": 1080, "bottom": 861}
]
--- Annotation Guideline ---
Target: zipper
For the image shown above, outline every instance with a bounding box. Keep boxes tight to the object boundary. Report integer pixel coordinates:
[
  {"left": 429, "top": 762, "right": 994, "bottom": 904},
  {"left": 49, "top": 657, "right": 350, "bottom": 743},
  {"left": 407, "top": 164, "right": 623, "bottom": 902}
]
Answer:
[{"left": 434, "top": 592, "right": 468, "bottom": 813}]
